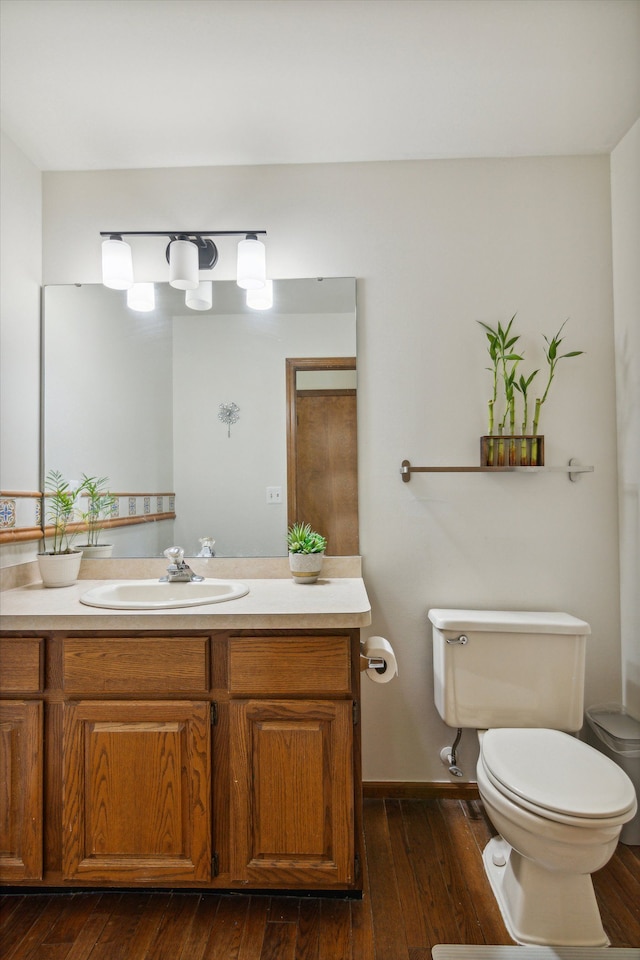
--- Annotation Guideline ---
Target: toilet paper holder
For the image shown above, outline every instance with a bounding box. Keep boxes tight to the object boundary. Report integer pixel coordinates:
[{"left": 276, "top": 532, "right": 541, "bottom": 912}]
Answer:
[{"left": 363, "top": 655, "right": 387, "bottom": 672}]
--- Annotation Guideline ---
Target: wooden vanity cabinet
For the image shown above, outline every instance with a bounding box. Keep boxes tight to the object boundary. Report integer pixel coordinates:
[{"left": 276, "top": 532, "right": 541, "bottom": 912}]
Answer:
[
  {"left": 227, "top": 635, "right": 357, "bottom": 888},
  {"left": 0, "top": 638, "right": 45, "bottom": 882},
  {"left": 0, "top": 629, "right": 363, "bottom": 892}
]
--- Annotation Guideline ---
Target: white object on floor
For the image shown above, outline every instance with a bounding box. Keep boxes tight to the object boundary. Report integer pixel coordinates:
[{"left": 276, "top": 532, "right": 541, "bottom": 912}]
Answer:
[{"left": 432, "top": 946, "right": 640, "bottom": 959}]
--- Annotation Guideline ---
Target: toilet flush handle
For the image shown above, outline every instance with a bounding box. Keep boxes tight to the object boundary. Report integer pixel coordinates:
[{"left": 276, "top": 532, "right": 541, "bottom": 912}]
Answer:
[{"left": 446, "top": 634, "right": 468, "bottom": 645}]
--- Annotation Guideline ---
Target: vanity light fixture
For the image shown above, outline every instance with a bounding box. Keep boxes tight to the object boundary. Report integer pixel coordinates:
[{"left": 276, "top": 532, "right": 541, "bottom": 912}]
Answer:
[
  {"left": 236, "top": 233, "right": 266, "bottom": 290},
  {"left": 126, "top": 282, "right": 155, "bottom": 312},
  {"left": 185, "top": 280, "right": 213, "bottom": 311},
  {"left": 99, "top": 230, "right": 267, "bottom": 297},
  {"left": 246, "top": 278, "right": 273, "bottom": 310},
  {"left": 101, "top": 234, "right": 134, "bottom": 290}
]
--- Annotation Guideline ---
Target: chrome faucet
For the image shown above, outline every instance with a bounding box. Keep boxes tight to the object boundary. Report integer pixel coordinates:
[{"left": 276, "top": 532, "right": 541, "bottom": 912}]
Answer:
[{"left": 160, "top": 546, "right": 204, "bottom": 583}]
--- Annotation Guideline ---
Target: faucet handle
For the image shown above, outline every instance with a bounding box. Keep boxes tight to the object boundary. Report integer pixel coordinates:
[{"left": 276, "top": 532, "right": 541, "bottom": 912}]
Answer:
[{"left": 164, "top": 546, "right": 184, "bottom": 565}]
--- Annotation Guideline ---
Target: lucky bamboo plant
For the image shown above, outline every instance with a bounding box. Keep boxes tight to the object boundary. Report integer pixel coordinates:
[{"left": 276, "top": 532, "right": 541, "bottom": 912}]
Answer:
[
  {"left": 532, "top": 320, "right": 584, "bottom": 436},
  {"left": 478, "top": 316, "right": 583, "bottom": 465}
]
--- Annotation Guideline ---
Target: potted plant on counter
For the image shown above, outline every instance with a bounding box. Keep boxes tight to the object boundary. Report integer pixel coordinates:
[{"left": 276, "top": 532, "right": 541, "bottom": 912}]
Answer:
[
  {"left": 38, "top": 470, "right": 84, "bottom": 587},
  {"left": 287, "top": 521, "right": 327, "bottom": 583},
  {"left": 76, "top": 474, "right": 116, "bottom": 558}
]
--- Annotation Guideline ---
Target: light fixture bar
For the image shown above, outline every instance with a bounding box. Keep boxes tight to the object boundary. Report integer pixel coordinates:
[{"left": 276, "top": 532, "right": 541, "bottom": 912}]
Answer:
[
  {"left": 100, "top": 230, "right": 267, "bottom": 293},
  {"left": 99, "top": 230, "right": 266, "bottom": 238}
]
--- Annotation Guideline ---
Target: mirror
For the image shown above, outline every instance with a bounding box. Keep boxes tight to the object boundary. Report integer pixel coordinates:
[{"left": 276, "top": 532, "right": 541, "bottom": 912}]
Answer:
[{"left": 43, "top": 278, "right": 356, "bottom": 557}]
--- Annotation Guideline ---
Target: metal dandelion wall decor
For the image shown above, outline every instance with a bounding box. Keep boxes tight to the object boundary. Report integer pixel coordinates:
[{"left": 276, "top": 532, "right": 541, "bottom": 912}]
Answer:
[{"left": 218, "top": 402, "right": 240, "bottom": 437}]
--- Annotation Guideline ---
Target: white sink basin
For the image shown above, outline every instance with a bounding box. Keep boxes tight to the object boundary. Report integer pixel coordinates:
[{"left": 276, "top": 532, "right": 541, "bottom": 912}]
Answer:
[{"left": 80, "top": 578, "right": 250, "bottom": 610}]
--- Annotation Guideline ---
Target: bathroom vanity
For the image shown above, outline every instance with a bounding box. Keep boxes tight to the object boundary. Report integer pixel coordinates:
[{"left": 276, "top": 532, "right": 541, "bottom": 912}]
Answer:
[{"left": 0, "top": 565, "right": 371, "bottom": 892}]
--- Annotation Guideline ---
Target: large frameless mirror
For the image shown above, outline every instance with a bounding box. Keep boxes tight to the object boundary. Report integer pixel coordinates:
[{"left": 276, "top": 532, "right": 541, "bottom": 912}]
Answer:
[{"left": 42, "top": 278, "right": 357, "bottom": 557}]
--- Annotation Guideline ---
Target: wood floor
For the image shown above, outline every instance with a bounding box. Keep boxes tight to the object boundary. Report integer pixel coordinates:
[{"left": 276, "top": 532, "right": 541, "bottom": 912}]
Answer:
[{"left": 1, "top": 797, "right": 639, "bottom": 959}]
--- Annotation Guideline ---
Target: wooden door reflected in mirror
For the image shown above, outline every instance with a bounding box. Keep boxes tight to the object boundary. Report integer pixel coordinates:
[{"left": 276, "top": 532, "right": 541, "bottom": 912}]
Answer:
[{"left": 286, "top": 358, "right": 358, "bottom": 556}]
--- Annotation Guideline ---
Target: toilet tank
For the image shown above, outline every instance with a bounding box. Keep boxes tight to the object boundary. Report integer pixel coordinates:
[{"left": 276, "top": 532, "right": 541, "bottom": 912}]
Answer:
[{"left": 429, "top": 608, "right": 590, "bottom": 731}]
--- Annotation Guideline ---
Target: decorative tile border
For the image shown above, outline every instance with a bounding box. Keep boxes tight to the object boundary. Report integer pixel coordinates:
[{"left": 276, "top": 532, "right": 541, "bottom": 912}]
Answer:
[
  {"left": 0, "top": 490, "right": 176, "bottom": 544},
  {"left": 0, "top": 491, "right": 43, "bottom": 543}
]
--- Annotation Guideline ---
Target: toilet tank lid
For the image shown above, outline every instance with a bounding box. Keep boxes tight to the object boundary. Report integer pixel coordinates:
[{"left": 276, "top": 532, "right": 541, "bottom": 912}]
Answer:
[{"left": 427, "top": 608, "right": 591, "bottom": 635}]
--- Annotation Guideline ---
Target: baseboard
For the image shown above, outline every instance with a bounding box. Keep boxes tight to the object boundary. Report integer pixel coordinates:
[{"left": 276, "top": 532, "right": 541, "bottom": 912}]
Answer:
[{"left": 363, "top": 781, "right": 480, "bottom": 800}]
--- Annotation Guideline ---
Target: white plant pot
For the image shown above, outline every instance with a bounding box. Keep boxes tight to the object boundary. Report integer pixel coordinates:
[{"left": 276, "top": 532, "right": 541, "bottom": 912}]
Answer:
[
  {"left": 288, "top": 551, "right": 324, "bottom": 584},
  {"left": 37, "top": 550, "right": 83, "bottom": 588},
  {"left": 75, "top": 544, "right": 113, "bottom": 559}
]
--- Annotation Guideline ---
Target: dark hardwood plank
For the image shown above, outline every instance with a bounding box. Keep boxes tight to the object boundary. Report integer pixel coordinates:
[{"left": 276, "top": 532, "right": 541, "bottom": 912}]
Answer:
[
  {"left": 440, "top": 799, "right": 511, "bottom": 945},
  {"left": 384, "top": 798, "right": 437, "bottom": 948},
  {"left": 350, "top": 841, "right": 375, "bottom": 960},
  {"left": 238, "top": 896, "right": 268, "bottom": 960},
  {"left": 592, "top": 849, "right": 640, "bottom": 948},
  {"left": 144, "top": 893, "right": 203, "bottom": 960},
  {"left": 259, "top": 919, "right": 297, "bottom": 960},
  {"left": 363, "top": 797, "right": 411, "bottom": 960},
  {"left": 2, "top": 895, "right": 62, "bottom": 960},
  {"left": 203, "top": 895, "right": 251, "bottom": 960},
  {"left": 177, "top": 895, "right": 221, "bottom": 960},
  {"left": 294, "top": 897, "right": 320, "bottom": 960},
  {"left": 317, "top": 898, "right": 352, "bottom": 960},
  {"left": 91, "top": 893, "right": 171, "bottom": 960},
  {"left": 63, "top": 910, "right": 112, "bottom": 960},
  {"left": 40, "top": 893, "right": 104, "bottom": 948},
  {"left": 0, "top": 894, "right": 50, "bottom": 958}
]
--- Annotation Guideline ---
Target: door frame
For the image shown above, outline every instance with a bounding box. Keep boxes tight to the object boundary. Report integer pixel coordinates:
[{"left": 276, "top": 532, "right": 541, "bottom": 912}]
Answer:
[{"left": 285, "top": 357, "right": 357, "bottom": 532}]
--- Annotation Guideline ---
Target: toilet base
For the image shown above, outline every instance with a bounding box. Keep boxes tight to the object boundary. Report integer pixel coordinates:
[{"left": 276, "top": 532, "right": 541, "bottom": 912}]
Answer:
[{"left": 482, "top": 836, "right": 609, "bottom": 947}]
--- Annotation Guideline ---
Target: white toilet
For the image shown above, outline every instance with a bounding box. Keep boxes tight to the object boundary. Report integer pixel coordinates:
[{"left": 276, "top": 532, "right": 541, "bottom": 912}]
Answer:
[{"left": 428, "top": 608, "right": 637, "bottom": 948}]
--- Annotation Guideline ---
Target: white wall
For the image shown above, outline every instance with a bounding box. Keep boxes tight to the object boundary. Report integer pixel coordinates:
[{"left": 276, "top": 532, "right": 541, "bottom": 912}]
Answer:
[
  {"left": 0, "top": 133, "right": 42, "bottom": 565},
  {"left": 172, "top": 310, "right": 355, "bottom": 556},
  {"left": 37, "top": 156, "right": 621, "bottom": 781},
  {"left": 611, "top": 119, "right": 640, "bottom": 718}
]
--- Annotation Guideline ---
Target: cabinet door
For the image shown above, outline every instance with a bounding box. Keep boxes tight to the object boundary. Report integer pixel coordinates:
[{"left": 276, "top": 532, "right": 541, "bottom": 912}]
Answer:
[
  {"left": 0, "top": 700, "right": 43, "bottom": 882},
  {"left": 230, "top": 699, "right": 354, "bottom": 887},
  {"left": 63, "top": 700, "right": 210, "bottom": 883}
]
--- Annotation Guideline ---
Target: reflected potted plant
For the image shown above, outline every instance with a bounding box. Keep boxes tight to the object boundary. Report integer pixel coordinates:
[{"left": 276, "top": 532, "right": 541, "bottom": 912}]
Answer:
[
  {"left": 287, "top": 522, "right": 327, "bottom": 584},
  {"left": 76, "top": 474, "right": 116, "bottom": 558},
  {"left": 38, "top": 470, "right": 84, "bottom": 587}
]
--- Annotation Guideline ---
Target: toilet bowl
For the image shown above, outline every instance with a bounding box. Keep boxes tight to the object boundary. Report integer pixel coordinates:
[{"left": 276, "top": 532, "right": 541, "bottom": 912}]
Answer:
[
  {"left": 429, "top": 607, "right": 639, "bottom": 947},
  {"left": 477, "top": 728, "right": 637, "bottom": 946}
]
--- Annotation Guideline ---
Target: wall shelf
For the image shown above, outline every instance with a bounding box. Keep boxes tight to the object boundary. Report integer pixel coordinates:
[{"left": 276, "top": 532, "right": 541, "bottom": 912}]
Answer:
[{"left": 400, "top": 459, "right": 594, "bottom": 483}]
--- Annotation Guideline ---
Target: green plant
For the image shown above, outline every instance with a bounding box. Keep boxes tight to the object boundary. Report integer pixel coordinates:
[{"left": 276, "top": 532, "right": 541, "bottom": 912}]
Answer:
[
  {"left": 478, "top": 316, "right": 583, "bottom": 436},
  {"left": 79, "top": 474, "right": 116, "bottom": 546},
  {"left": 287, "top": 521, "right": 327, "bottom": 554},
  {"left": 532, "top": 320, "right": 584, "bottom": 436},
  {"left": 477, "top": 315, "right": 523, "bottom": 437},
  {"left": 43, "top": 470, "right": 83, "bottom": 554}
]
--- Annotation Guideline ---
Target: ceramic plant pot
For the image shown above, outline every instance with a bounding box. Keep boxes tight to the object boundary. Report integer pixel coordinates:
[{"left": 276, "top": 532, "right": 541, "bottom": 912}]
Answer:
[
  {"left": 75, "top": 543, "right": 114, "bottom": 559},
  {"left": 37, "top": 550, "right": 83, "bottom": 587},
  {"left": 288, "top": 551, "right": 324, "bottom": 584}
]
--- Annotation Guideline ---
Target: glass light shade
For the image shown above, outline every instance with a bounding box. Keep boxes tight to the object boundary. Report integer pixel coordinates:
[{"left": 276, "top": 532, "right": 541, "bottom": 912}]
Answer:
[
  {"left": 246, "top": 279, "right": 273, "bottom": 310},
  {"left": 237, "top": 235, "right": 266, "bottom": 290},
  {"left": 185, "top": 281, "right": 213, "bottom": 311},
  {"left": 126, "top": 282, "right": 155, "bottom": 312},
  {"left": 169, "top": 239, "right": 199, "bottom": 290},
  {"left": 102, "top": 237, "right": 133, "bottom": 290}
]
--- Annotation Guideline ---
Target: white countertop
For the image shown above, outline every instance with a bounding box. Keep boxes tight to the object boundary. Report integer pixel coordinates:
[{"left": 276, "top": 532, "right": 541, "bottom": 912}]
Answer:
[{"left": 0, "top": 577, "right": 372, "bottom": 631}]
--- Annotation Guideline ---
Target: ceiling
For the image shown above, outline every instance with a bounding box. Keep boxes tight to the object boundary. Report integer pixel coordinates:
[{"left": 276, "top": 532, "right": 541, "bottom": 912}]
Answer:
[{"left": 1, "top": 0, "right": 639, "bottom": 172}]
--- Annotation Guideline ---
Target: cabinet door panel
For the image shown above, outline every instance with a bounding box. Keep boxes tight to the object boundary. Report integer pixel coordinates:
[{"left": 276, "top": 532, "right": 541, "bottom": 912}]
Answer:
[
  {"left": 63, "top": 700, "right": 210, "bottom": 883},
  {"left": 230, "top": 699, "right": 354, "bottom": 887},
  {"left": 0, "top": 700, "right": 43, "bottom": 881}
]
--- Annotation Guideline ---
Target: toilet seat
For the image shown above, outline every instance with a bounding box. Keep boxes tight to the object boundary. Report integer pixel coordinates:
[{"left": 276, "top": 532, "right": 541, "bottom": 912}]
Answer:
[{"left": 481, "top": 728, "right": 637, "bottom": 825}]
